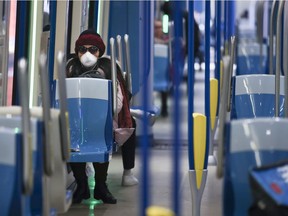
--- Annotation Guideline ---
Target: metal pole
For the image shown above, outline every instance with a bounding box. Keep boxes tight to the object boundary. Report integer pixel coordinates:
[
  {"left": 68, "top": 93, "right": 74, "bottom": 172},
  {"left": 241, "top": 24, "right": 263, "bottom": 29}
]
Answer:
[
  {"left": 188, "top": 0, "right": 195, "bottom": 171},
  {"left": 204, "top": 0, "right": 211, "bottom": 168},
  {"left": 275, "top": 1, "right": 285, "bottom": 117},
  {"left": 269, "top": 0, "right": 277, "bottom": 75},
  {"left": 172, "top": 2, "right": 182, "bottom": 215}
]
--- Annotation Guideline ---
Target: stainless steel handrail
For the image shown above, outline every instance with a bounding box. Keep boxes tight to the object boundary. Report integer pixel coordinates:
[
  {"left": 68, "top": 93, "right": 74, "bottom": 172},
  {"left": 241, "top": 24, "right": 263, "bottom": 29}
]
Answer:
[
  {"left": 57, "top": 51, "right": 70, "bottom": 161},
  {"left": 168, "top": 21, "right": 173, "bottom": 65},
  {"left": 284, "top": 1, "right": 288, "bottom": 117},
  {"left": 39, "top": 53, "right": 54, "bottom": 175},
  {"left": 269, "top": 0, "right": 277, "bottom": 75},
  {"left": 216, "top": 56, "right": 231, "bottom": 178},
  {"left": 110, "top": 38, "right": 118, "bottom": 118},
  {"left": 124, "top": 34, "right": 132, "bottom": 94},
  {"left": 227, "top": 36, "right": 236, "bottom": 112},
  {"left": 18, "top": 58, "right": 33, "bottom": 194},
  {"left": 116, "top": 35, "right": 124, "bottom": 70},
  {"left": 275, "top": 0, "right": 285, "bottom": 117},
  {"left": 256, "top": 0, "right": 265, "bottom": 70}
]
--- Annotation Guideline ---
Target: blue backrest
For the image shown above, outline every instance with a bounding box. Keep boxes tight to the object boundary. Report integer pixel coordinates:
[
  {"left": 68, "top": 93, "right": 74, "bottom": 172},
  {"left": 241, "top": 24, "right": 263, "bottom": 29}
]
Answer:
[
  {"left": 236, "top": 43, "right": 267, "bottom": 75},
  {"left": 153, "top": 43, "right": 170, "bottom": 92},
  {"left": 231, "top": 75, "right": 285, "bottom": 119},
  {"left": 0, "top": 127, "right": 22, "bottom": 216},
  {"left": 223, "top": 118, "right": 288, "bottom": 216},
  {"left": 0, "top": 115, "right": 43, "bottom": 215},
  {"left": 55, "top": 78, "right": 113, "bottom": 162},
  {"left": 0, "top": 107, "right": 73, "bottom": 214}
]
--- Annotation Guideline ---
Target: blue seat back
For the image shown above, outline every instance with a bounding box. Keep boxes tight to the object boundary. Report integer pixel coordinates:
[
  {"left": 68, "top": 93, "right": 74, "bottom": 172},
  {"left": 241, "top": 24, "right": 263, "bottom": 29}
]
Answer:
[
  {"left": 231, "top": 75, "right": 285, "bottom": 119},
  {"left": 236, "top": 43, "right": 267, "bottom": 75},
  {"left": 223, "top": 118, "right": 288, "bottom": 216},
  {"left": 55, "top": 78, "right": 113, "bottom": 162},
  {"left": 153, "top": 44, "right": 170, "bottom": 92},
  {"left": 0, "top": 115, "right": 43, "bottom": 215},
  {"left": 0, "top": 128, "right": 22, "bottom": 216}
]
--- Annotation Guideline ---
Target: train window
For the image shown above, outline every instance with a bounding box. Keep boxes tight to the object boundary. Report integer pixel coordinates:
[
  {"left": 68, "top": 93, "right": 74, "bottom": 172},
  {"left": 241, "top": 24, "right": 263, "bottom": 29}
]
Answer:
[{"left": 1, "top": 1, "right": 16, "bottom": 106}]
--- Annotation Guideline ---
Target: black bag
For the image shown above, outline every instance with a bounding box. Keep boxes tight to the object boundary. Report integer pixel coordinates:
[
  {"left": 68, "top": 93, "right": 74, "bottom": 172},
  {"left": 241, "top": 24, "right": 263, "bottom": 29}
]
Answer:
[{"left": 249, "top": 160, "right": 288, "bottom": 216}]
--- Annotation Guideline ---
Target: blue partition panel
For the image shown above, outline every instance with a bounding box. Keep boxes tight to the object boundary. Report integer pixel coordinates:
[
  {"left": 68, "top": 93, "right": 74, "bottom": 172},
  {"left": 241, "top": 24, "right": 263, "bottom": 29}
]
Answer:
[
  {"left": 223, "top": 119, "right": 288, "bottom": 216},
  {"left": 231, "top": 75, "right": 285, "bottom": 119},
  {"left": 30, "top": 121, "right": 44, "bottom": 215},
  {"left": 0, "top": 116, "right": 44, "bottom": 215},
  {"left": 0, "top": 128, "right": 21, "bottom": 216}
]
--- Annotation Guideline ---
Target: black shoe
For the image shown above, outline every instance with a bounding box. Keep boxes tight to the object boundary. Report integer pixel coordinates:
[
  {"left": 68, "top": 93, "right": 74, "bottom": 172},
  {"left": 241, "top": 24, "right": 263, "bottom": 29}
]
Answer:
[
  {"left": 94, "top": 183, "right": 117, "bottom": 204},
  {"left": 72, "top": 181, "right": 90, "bottom": 204}
]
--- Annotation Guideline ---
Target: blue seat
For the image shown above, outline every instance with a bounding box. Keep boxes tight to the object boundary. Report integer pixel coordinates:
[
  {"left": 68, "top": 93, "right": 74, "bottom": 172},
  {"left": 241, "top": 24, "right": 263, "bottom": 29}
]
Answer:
[
  {"left": 223, "top": 118, "right": 288, "bottom": 216},
  {"left": 0, "top": 115, "right": 44, "bottom": 215},
  {"left": 0, "top": 128, "right": 22, "bottom": 216},
  {"left": 0, "top": 107, "right": 72, "bottom": 214},
  {"left": 236, "top": 43, "right": 267, "bottom": 75},
  {"left": 55, "top": 78, "right": 114, "bottom": 162},
  {"left": 231, "top": 75, "right": 285, "bottom": 119},
  {"left": 153, "top": 44, "right": 170, "bottom": 92}
]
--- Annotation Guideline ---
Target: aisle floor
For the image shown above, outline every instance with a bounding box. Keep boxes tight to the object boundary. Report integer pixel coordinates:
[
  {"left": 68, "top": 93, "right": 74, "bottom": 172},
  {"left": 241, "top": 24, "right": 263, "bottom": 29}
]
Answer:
[{"left": 60, "top": 149, "right": 222, "bottom": 216}]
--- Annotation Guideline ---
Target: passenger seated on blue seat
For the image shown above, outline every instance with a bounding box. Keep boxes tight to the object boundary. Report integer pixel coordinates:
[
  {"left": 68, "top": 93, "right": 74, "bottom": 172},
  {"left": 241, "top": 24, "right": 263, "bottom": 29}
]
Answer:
[
  {"left": 66, "top": 29, "right": 117, "bottom": 204},
  {"left": 66, "top": 30, "right": 138, "bottom": 204}
]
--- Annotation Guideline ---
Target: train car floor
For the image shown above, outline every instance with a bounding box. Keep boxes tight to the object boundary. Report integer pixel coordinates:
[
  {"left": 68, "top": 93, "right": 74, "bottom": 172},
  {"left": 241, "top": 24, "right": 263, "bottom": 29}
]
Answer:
[
  {"left": 60, "top": 69, "right": 223, "bottom": 216},
  {"left": 59, "top": 149, "right": 222, "bottom": 216}
]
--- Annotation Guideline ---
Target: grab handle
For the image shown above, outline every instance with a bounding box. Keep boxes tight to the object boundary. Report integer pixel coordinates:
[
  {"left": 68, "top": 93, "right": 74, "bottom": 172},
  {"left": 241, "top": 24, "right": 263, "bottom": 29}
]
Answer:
[
  {"left": 283, "top": 1, "right": 288, "bottom": 117},
  {"left": 216, "top": 56, "right": 231, "bottom": 178},
  {"left": 275, "top": 1, "right": 285, "bottom": 117},
  {"left": 57, "top": 51, "right": 70, "bottom": 161},
  {"left": 110, "top": 38, "right": 118, "bottom": 119},
  {"left": 269, "top": 0, "right": 277, "bottom": 74},
  {"left": 18, "top": 58, "right": 33, "bottom": 194},
  {"left": 39, "top": 53, "right": 54, "bottom": 175},
  {"left": 124, "top": 34, "right": 132, "bottom": 94},
  {"left": 227, "top": 36, "right": 236, "bottom": 112},
  {"left": 116, "top": 35, "right": 124, "bottom": 70}
]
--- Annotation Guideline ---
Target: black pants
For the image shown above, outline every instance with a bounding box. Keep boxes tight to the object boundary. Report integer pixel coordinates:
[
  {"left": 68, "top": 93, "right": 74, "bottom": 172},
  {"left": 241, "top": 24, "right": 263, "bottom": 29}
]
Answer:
[
  {"left": 121, "top": 118, "right": 137, "bottom": 170},
  {"left": 70, "top": 162, "right": 109, "bottom": 184},
  {"left": 160, "top": 91, "right": 168, "bottom": 116}
]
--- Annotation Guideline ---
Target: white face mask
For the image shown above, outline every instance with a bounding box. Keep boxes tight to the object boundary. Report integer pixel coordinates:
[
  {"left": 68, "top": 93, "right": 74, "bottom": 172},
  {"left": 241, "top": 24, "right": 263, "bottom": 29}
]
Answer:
[{"left": 80, "top": 52, "right": 97, "bottom": 67}]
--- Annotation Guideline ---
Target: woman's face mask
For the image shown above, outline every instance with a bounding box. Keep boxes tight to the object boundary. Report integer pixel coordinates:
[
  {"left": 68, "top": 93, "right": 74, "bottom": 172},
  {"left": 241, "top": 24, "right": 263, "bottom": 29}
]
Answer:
[{"left": 80, "top": 52, "right": 97, "bottom": 67}]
